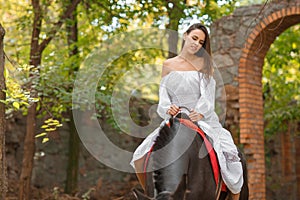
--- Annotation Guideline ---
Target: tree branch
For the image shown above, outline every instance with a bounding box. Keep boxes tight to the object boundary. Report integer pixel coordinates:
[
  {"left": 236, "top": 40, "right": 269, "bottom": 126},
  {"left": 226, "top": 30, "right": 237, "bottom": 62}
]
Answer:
[
  {"left": 38, "top": 0, "right": 81, "bottom": 52},
  {"left": 30, "top": 0, "right": 42, "bottom": 66}
]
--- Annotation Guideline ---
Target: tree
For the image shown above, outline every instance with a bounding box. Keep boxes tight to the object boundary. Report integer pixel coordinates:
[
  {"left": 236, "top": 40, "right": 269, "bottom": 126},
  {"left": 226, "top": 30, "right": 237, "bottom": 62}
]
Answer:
[
  {"left": 0, "top": 22, "right": 7, "bottom": 200},
  {"left": 19, "top": 0, "right": 81, "bottom": 199},
  {"left": 64, "top": 0, "right": 80, "bottom": 194},
  {"left": 166, "top": 0, "right": 185, "bottom": 58}
]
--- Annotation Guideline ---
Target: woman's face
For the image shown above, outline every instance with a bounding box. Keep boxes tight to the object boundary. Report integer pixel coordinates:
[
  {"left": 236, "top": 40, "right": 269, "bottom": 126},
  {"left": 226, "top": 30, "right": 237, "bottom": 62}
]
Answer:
[{"left": 183, "top": 29, "right": 206, "bottom": 55}]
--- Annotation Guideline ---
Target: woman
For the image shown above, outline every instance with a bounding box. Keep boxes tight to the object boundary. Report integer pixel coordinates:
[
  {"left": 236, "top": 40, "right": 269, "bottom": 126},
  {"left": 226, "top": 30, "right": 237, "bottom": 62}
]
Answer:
[{"left": 131, "top": 23, "right": 243, "bottom": 199}]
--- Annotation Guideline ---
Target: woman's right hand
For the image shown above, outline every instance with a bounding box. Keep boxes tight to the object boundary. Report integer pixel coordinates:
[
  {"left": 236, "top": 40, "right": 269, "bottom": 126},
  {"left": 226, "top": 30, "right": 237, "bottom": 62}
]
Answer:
[{"left": 167, "top": 104, "right": 180, "bottom": 116}]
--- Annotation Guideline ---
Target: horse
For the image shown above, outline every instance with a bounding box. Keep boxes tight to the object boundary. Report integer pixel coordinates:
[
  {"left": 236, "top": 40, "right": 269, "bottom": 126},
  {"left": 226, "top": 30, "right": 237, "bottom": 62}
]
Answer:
[{"left": 132, "top": 110, "right": 249, "bottom": 200}]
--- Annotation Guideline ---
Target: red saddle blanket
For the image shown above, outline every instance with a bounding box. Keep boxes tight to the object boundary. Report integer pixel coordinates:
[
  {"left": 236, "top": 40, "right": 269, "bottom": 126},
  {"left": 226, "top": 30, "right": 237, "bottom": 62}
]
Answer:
[
  {"left": 144, "top": 118, "right": 227, "bottom": 192},
  {"left": 178, "top": 118, "right": 226, "bottom": 192}
]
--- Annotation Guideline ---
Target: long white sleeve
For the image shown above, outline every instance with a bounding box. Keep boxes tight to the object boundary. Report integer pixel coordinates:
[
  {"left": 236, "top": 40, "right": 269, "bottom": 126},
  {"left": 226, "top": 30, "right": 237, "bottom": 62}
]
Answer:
[
  {"left": 156, "top": 78, "right": 171, "bottom": 119},
  {"left": 194, "top": 75, "right": 216, "bottom": 119}
]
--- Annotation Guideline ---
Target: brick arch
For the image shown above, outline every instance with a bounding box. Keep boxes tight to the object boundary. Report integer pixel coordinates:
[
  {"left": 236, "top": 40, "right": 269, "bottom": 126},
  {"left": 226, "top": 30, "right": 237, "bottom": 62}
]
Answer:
[{"left": 238, "top": 5, "right": 300, "bottom": 200}]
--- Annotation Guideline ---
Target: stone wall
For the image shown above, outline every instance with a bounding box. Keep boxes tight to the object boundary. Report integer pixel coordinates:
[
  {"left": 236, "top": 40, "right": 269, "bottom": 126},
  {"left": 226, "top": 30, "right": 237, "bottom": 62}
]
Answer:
[
  {"left": 210, "top": 4, "right": 265, "bottom": 143},
  {"left": 210, "top": 1, "right": 300, "bottom": 199}
]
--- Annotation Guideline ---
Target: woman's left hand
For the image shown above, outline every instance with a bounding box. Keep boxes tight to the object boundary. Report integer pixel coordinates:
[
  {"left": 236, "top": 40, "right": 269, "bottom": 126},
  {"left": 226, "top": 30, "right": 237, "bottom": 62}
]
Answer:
[{"left": 188, "top": 109, "right": 204, "bottom": 122}]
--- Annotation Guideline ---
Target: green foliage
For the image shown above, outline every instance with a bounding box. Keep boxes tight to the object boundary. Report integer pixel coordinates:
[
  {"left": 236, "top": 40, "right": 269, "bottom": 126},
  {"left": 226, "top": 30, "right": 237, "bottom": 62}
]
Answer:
[
  {"left": 202, "top": 0, "right": 238, "bottom": 23},
  {"left": 1, "top": 0, "right": 242, "bottom": 134},
  {"left": 263, "top": 25, "right": 300, "bottom": 136},
  {"left": 134, "top": 0, "right": 238, "bottom": 27},
  {"left": 0, "top": 64, "right": 40, "bottom": 115}
]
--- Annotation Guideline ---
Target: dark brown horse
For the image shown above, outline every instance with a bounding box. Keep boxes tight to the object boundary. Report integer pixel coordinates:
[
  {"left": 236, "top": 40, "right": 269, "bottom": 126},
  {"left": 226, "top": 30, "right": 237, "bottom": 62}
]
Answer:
[{"left": 133, "top": 112, "right": 249, "bottom": 200}]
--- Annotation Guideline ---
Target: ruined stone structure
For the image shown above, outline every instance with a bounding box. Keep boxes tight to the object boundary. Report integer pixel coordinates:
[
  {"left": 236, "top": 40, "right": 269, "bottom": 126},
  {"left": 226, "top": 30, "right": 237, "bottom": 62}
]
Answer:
[{"left": 210, "top": 1, "right": 300, "bottom": 199}]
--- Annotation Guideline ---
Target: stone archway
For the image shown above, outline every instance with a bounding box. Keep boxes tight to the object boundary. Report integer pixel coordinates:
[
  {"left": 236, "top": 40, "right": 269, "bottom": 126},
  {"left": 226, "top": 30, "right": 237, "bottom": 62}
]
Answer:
[{"left": 210, "top": 1, "right": 300, "bottom": 199}]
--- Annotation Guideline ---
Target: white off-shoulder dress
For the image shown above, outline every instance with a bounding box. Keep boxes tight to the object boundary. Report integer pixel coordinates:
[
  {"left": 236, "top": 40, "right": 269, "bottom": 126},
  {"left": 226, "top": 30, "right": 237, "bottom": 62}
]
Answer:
[{"left": 130, "top": 71, "right": 243, "bottom": 194}]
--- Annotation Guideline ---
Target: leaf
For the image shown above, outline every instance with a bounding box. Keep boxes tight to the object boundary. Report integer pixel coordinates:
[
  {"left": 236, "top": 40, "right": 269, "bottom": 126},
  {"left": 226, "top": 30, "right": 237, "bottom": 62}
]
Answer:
[
  {"left": 30, "top": 97, "right": 39, "bottom": 102},
  {"left": 0, "top": 100, "right": 8, "bottom": 105},
  {"left": 45, "top": 118, "right": 53, "bottom": 123},
  {"left": 35, "top": 132, "right": 47, "bottom": 138},
  {"left": 45, "top": 128, "right": 56, "bottom": 132},
  {"left": 42, "top": 137, "right": 49, "bottom": 143},
  {"left": 47, "top": 121, "right": 59, "bottom": 126},
  {"left": 13, "top": 102, "right": 20, "bottom": 109},
  {"left": 41, "top": 125, "right": 48, "bottom": 128},
  {"left": 21, "top": 102, "right": 30, "bottom": 106}
]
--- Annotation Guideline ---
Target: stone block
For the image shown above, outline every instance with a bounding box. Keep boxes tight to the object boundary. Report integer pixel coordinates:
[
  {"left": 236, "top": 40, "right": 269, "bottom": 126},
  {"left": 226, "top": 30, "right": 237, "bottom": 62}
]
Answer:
[
  {"left": 213, "top": 54, "right": 234, "bottom": 68},
  {"left": 229, "top": 48, "right": 242, "bottom": 64},
  {"left": 220, "top": 35, "right": 233, "bottom": 50}
]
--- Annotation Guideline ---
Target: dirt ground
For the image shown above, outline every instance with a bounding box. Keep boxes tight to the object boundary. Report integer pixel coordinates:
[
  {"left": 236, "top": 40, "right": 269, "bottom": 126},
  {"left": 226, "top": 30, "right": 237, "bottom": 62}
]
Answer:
[{"left": 6, "top": 178, "right": 141, "bottom": 200}]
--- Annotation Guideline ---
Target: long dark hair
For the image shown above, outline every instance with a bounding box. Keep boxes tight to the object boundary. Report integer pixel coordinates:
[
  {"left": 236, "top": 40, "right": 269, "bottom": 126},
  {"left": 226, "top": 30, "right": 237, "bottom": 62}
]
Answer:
[{"left": 182, "top": 23, "right": 213, "bottom": 78}]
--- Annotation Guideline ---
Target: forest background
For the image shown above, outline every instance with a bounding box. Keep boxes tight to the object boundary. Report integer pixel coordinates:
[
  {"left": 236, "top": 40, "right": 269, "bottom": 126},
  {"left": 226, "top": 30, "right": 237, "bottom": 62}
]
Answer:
[{"left": 0, "top": 0, "right": 299, "bottom": 199}]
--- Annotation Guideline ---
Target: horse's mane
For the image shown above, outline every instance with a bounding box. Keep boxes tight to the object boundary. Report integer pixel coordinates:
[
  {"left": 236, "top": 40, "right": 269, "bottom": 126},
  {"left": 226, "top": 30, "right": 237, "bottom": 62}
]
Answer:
[{"left": 153, "top": 113, "right": 190, "bottom": 152}]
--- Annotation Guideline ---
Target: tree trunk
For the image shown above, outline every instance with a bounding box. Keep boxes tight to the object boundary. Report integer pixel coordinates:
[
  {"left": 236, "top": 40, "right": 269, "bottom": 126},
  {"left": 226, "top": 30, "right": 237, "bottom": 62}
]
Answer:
[
  {"left": 19, "top": 104, "right": 37, "bottom": 200},
  {"left": 65, "top": 1, "right": 80, "bottom": 193},
  {"left": 0, "top": 23, "right": 7, "bottom": 200},
  {"left": 18, "top": 0, "right": 82, "bottom": 199},
  {"left": 18, "top": 0, "right": 41, "bottom": 198},
  {"left": 65, "top": 111, "right": 80, "bottom": 194}
]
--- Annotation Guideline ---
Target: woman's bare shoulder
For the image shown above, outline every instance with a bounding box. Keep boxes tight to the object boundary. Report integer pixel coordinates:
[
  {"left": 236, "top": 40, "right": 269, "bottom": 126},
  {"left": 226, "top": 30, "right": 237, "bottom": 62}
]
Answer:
[
  {"left": 163, "top": 57, "right": 179, "bottom": 67},
  {"left": 161, "top": 57, "right": 180, "bottom": 77}
]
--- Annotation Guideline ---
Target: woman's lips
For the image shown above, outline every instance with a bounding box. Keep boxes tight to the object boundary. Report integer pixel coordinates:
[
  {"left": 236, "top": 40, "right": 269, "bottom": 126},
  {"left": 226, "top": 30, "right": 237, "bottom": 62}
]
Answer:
[{"left": 190, "top": 45, "right": 198, "bottom": 51}]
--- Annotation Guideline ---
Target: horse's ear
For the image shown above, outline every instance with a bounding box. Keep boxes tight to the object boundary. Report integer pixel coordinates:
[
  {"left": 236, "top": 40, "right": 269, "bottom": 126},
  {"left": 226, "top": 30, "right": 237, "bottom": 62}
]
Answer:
[{"left": 132, "top": 188, "right": 152, "bottom": 200}]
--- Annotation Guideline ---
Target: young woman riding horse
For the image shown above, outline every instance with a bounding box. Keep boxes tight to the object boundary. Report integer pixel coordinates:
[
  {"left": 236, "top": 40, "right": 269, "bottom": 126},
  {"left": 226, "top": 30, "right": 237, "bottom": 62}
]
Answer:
[
  {"left": 131, "top": 23, "right": 248, "bottom": 200},
  {"left": 133, "top": 111, "right": 249, "bottom": 199}
]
